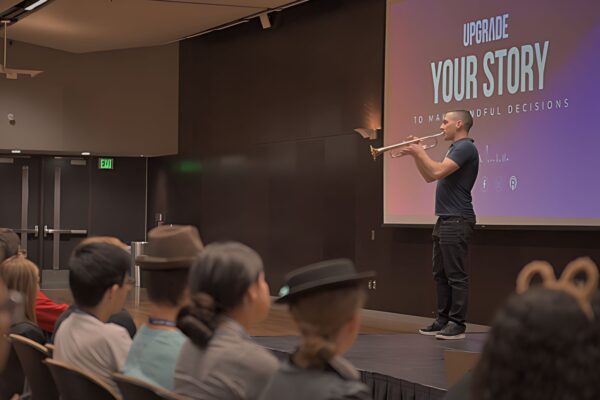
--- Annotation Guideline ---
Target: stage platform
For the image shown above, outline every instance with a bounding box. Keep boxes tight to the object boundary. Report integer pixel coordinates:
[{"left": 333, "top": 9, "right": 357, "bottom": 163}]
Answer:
[{"left": 255, "top": 333, "right": 487, "bottom": 400}]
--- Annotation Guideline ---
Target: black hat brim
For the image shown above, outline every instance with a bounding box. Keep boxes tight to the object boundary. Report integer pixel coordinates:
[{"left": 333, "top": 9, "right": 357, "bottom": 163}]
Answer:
[{"left": 275, "top": 270, "right": 375, "bottom": 304}]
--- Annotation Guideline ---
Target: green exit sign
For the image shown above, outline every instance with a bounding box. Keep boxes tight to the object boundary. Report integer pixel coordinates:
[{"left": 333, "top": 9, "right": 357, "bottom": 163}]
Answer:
[{"left": 98, "top": 158, "right": 114, "bottom": 170}]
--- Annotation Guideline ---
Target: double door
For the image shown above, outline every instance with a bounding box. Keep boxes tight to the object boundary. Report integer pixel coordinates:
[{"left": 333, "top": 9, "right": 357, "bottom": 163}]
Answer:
[{"left": 0, "top": 156, "right": 89, "bottom": 271}]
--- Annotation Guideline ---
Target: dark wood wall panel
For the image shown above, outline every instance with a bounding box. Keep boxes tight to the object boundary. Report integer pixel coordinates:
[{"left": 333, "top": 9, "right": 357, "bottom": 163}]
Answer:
[
  {"left": 89, "top": 157, "right": 147, "bottom": 242},
  {"left": 148, "top": 0, "right": 600, "bottom": 324}
]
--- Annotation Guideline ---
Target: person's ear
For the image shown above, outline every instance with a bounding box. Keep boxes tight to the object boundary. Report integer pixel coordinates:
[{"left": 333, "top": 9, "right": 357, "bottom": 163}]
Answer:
[
  {"left": 245, "top": 283, "right": 259, "bottom": 304},
  {"left": 348, "top": 311, "right": 360, "bottom": 334},
  {"left": 108, "top": 283, "right": 120, "bottom": 299},
  {"left": 180, "top": 288, "right": 191, "bottom": 305}
]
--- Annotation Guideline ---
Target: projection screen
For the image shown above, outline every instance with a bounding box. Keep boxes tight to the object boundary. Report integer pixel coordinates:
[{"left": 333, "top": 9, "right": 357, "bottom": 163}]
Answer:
[{"left": 383, "top": 0, "right": 600, "bottom": 226}]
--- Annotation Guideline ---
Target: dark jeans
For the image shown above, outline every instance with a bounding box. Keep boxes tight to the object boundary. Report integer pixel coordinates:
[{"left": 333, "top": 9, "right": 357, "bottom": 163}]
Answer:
[{"left": 432, "top": 216, "right": 474, "bottom": 326}]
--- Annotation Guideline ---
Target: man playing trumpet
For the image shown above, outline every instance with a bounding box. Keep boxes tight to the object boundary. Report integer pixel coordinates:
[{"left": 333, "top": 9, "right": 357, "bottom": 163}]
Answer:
[{"left": 398, "top": 110, "right": 479, "bottom": 340}]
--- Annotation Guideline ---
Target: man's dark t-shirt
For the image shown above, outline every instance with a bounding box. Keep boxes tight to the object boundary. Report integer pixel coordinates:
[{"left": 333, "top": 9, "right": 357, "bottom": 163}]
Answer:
[{"left": 435, "top": 138, "right": 479, "bottom": 220}]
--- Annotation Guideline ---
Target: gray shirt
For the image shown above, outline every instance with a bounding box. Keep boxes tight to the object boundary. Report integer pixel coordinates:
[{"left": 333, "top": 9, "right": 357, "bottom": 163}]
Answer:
[
  {"left": 174, "top": 317, "right": 278, "bottom": 400},
  {"left": 54, "top": 311, "right": 132, "bottom": 395},
  {"left": 259, "top": 356, "right": 371, "bottom": 400}
]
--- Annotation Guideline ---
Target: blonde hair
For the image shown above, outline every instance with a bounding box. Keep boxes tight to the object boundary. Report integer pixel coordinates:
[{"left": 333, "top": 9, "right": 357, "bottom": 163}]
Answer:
[
  {"left": 0, "top": 254, "right": 39, "bottom": 324},
  {"left": 289, "top": 285, "right": 366, "bottom": 369}
]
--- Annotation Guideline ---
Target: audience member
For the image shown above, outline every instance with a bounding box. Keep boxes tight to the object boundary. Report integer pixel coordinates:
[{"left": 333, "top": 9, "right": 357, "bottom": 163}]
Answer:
[
  {"left": 0, "top": 254, "right": 45, "bottom": 344},
  {"left": 123, "top": 225, "right": 203, "bottom": 390},
  {"left": 0, "top": 227, "right": 71, "bottom": 335},
  {"left": 470, "top": 257, "right": 600, "bottom": 400},
  {"left": 53, "top": 242, "right": 133, "bottom": 393},
  {"left": 174, "top": 242, "right": 277, "bottom": 400},
  {"left": 260, "top": 259, "right": 374, "bottom": 400},
  {"left": 0, "top": 281, "right": 12, "bottom": 371},
  {"left": 0, "top": 229, "right": 19, "bottom": 263},
  {"left": 50, "top": 235, "right": 137, "bottom": 341}
]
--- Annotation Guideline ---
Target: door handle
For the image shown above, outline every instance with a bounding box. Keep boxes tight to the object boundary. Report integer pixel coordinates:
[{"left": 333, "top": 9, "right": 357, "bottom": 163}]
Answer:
[
  {"left": 43, "top": 225, "right": 88, "bottom": 237},
  {"left": 7, "top": 226, "right": 40, "bottom": 237}
]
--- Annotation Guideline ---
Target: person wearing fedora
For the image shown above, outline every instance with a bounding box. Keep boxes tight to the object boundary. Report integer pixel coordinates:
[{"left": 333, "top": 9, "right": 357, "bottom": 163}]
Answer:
[
  {"left": 174, "top": 242, "right": 277, "bottom": 400},
  {"left": 259, "top": 259, "right": 374, "bottom": 400},
  {"left": 122, "top": 225, "right": 203, "bottom": 391}
]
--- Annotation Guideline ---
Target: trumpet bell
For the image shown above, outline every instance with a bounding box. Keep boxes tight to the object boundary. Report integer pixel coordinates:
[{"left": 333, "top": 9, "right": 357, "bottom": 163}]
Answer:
[{"left": 369, "top": 145, "right": 380, "bottom": 160}]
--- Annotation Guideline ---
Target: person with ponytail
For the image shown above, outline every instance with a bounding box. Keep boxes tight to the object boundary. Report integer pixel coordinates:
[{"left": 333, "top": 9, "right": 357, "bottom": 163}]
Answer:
[
  {"left": 260, "top": 259, "right": 374, "bottom": 400},
  {"left": 174, "top": 242, "right": 277, "bottom": 400}
]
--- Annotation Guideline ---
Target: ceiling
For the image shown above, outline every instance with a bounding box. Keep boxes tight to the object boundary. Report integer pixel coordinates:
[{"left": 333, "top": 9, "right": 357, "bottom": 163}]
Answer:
[{"left": 1, "top": 0, "right": 304, "bottom": 53}]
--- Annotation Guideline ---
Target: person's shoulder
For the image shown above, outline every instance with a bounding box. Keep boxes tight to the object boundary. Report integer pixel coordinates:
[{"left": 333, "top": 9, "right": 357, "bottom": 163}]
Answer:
[
  {"left": 236, "top": 341, "right": 278, "bottom": 369},
  {"left": 454, "top": 138, "right": 476, "bottom": 148},
  {"left": 136, "top": 326, "right": 186, "bottom": 347},
  {"left": 10, "top": 321, "right": 46, "bottom": 344},
  {"left": 105, "top": 320, "right": 134, "bottom": 339},
  {"left": 266, "top": 361, "right": 370, "bottom": 400},
  {"left": 326, "top": 357, "right": 370, "bottom": 399}
]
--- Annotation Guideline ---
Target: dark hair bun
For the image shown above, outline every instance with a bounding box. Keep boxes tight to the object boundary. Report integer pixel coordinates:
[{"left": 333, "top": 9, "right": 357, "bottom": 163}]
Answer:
[{"left": 176, "top": 292, "right": 218, "bottom": 347}]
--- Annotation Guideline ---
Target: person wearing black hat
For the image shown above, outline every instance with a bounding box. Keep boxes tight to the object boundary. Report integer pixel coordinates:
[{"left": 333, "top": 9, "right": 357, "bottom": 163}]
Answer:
[
  {"left": 259, "top": 259, "right": 374, "bottom": 400},
  {"left": 174, "top": 241, "right": 277, "bottom": 400},
  {"left": 122, "top": 225, "right": 203, "bottom": 391}
]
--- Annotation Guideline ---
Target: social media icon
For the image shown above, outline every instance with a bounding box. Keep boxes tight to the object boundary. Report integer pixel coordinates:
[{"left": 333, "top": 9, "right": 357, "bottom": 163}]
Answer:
[
  {"left": 482, "top": 176, "right": 488, "bottom": 192},
  {"left": 495, "top": 178, "right": 502, "bottom": 192},
  {"left": 509, "top": 176, "right": 518, "bottom": 191}
]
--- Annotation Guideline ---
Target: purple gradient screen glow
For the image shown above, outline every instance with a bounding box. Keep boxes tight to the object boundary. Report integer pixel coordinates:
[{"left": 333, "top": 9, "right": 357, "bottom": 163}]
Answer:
[{"left": 383, "top": 0, "right": 600, "bottom": 226}]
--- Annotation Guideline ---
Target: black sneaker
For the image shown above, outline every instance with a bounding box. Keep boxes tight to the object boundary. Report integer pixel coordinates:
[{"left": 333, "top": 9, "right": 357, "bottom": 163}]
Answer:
[
  {"left": 419, "top": 320, "right": 447, "bottom": 336},
  {"left": 435, "top": 321, "right": 466, "bottom": 340}
]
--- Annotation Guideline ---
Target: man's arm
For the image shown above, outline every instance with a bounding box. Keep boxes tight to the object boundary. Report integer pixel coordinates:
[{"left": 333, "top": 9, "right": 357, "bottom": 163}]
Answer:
[
  {"left": 413, "top": 151, "right": 459, "bottom": 182},
  {"left": 401, "top": 144, "right": 459, "bottom": 182}
]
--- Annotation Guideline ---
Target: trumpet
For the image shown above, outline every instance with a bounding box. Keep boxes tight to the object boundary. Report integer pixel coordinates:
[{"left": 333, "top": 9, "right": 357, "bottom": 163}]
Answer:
[{"left": 369, "top": 132, "right": 444, "bottom": 160}]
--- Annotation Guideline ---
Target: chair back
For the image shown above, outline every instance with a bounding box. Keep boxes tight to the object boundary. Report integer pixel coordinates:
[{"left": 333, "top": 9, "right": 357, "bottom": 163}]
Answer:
[
  {"left": 0, "top": 335, "right": 25, "bottom": 400},
  {"left": 9, "top": 334, "right": 59, "bottom": 400},
  {"left": 444, "top": 349, "right": 480, "bottom": 386},
  {"left": 113, "top": 373, "right": 183, "bottom": 400},
  {"left": 44, "top": 358, "right": 119, "bottom": 400}
]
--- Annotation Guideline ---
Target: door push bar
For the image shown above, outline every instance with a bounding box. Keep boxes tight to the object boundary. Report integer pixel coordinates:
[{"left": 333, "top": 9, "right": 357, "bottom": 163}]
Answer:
[
  {"left": 9, "top": 226, "right": 40, "bottom": 237},
  {"left": 43, "top": 226, "right": 88, "bottom": 237}
]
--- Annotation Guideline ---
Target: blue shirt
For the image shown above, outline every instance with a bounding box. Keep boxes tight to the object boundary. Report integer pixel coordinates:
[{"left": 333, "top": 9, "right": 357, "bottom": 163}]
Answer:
[
  {"left": 435, "top": 138, "right": 479, "bottom": 219},
  {"left": 122, "top": 325, "right": 186, "bottom": 390}
]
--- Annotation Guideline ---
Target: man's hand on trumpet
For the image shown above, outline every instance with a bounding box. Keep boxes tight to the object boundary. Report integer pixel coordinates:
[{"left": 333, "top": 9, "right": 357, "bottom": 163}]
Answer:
[{"left": 397, "top": 135, "right": 425, "bottom": 157}]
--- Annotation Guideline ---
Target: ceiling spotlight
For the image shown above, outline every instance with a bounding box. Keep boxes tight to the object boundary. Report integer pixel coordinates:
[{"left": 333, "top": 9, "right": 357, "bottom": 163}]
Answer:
[
  {"left": 81, "top": 152, "right": 91, "bottom": 156},
  {"left": 11, "top": 149, "right": 21, "bottom": 154}
]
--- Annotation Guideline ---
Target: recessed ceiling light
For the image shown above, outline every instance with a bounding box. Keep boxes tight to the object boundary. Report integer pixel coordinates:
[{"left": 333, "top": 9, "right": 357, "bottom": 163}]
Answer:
[
  {"left": 81, "top": 152, "right": 91, "bottom": 156},
  {"left": 25, "top": 0, "right": 48, "bottom": 11},
  {"left": 11, "top": 150, "right": 21, "bottom": 154}
]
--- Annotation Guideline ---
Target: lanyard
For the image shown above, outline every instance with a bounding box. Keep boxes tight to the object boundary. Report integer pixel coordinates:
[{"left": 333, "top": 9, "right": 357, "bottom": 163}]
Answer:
[{"left": 148, "top": 317, "right": 177, "bottom": 327}]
